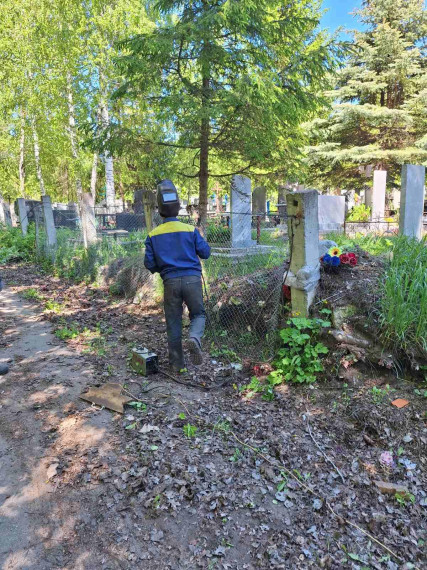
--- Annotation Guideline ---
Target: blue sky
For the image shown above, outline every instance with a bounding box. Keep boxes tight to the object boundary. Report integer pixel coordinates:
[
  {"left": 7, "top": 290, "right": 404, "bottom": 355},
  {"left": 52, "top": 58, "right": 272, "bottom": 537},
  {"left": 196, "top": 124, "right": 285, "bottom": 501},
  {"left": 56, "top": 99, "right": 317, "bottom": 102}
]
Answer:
[{"left": 321, "top": 0, "right": 364, "bottom": 35}]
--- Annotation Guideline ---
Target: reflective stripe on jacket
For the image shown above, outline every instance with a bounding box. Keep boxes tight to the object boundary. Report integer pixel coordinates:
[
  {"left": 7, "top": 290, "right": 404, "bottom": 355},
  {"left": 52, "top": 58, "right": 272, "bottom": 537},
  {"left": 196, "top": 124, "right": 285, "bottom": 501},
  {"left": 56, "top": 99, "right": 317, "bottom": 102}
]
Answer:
[{"left": 144, "top": 217, "right": 211, "bottom": 281}]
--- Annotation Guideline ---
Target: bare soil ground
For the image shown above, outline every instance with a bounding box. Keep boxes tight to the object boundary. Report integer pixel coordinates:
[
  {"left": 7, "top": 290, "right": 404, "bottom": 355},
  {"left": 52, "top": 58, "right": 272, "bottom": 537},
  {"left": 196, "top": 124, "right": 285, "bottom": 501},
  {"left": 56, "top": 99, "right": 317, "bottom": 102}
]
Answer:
[{"left": 0, "top": 263, "right": 425, "bottom": 570}]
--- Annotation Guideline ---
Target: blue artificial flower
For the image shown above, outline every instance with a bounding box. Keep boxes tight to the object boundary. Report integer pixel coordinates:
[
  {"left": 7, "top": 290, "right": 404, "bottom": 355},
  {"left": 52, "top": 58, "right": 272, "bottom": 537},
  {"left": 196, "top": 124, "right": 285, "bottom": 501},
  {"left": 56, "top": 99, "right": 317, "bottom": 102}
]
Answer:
[
  {"left": 323, "top": 254, "right": 332, "bottom": 265},
  {"left": 331, "top": 256, "right": 341, "bottom": 267}
]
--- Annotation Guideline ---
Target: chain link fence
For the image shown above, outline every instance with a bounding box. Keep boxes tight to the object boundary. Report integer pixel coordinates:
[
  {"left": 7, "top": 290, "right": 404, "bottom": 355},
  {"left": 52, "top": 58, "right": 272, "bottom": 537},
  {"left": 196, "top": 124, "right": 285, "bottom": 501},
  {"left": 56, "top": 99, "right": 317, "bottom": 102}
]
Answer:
[{"left": 30, "top": 202, "right": 289, "bottom": 361}]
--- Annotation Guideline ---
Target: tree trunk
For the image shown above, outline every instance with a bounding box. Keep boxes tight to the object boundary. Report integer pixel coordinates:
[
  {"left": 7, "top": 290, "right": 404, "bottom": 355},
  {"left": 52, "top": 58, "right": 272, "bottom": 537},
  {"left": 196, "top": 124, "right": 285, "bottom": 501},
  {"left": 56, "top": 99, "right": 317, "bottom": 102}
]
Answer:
[
  {"left": 66, "top": 72, "right": 83, "bottom": 202},
  {"left": 31, "top": 118, "right": 46, "bottom": 197},
  {"left": 19, "top": 109, "right": 25, "bottom": 197},
  {"left": 198, "top": 75, "right": 210, "bottom": 230},
  {"left": 100, "top": 101, "right": 115, "bottom": 211},
  {"left": 90, "top": 152, "right": 98, "bottom": 202}
]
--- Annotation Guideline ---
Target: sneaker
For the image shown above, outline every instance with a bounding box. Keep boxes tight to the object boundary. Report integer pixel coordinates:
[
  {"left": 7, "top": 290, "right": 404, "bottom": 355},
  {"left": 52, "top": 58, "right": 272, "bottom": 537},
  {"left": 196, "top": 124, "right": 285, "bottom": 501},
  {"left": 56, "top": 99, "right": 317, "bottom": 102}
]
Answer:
[{"left": 186, "top": 338, "right": 203, "bottom": 365}]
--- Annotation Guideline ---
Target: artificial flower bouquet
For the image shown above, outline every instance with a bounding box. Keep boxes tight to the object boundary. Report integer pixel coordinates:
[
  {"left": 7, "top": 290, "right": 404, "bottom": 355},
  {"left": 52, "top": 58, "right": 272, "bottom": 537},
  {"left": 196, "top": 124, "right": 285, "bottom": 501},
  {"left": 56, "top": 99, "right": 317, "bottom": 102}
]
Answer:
[{"left": 321, "top": 246, "right": 358, "bottom": 268}]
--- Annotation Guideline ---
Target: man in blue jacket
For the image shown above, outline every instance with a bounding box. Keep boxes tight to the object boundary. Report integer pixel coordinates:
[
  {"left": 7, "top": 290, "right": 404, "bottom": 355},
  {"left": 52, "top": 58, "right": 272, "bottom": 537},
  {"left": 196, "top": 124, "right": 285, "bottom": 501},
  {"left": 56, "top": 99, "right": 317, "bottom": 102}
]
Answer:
[{"left": 144, "top": 180, "right": 211, "bottom": 371}]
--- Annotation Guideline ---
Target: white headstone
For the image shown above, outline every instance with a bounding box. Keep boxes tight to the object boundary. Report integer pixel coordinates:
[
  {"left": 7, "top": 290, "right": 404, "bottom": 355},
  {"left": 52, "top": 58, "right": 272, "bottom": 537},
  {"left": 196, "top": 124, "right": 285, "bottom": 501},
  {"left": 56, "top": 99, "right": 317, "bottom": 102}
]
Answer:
[
  {"left": 368, "top": 170, "right": 387, "bottom": 221},
  {"left": 231, "top": 175, "right": 255, "bottom": 248},
  {"left": 318, "top": 195, "right": 345, "bottom": 233},
  {"left": 399, "top": 164, "right": 426, "bottom": 239}
]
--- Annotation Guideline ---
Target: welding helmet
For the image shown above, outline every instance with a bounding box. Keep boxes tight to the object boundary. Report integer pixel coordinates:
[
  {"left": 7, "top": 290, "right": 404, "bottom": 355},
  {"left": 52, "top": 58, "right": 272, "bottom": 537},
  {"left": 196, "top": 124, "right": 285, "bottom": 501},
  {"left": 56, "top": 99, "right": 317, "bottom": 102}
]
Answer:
[{"left": 157, "top": 179, "right": 180, "bottom": 218}]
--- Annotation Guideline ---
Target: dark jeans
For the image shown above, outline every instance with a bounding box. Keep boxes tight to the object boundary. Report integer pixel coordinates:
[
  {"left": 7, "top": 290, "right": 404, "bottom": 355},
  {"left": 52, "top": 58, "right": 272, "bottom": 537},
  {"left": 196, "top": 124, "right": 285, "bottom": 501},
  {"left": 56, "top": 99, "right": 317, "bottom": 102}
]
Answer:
[{"left": 163, "top": 275, "right": 206, "bottom": 370}]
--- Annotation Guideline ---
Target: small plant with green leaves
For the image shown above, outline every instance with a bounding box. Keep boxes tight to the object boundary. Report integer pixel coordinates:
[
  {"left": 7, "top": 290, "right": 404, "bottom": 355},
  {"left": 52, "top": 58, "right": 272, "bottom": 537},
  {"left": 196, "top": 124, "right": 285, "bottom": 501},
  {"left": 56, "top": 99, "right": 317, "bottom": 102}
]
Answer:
[
  {"left": 241, "top": 376, "right": 276, "bottom": 401},
  {"left": 395, "top": 492, "right": 415, "bottom": 507},
  {"left": 55, "top": 322, "right": 80, "bottom": 340},
  {"left": 371, "top": 385, "right": 393, "bottom": 405},
  {"left": 44, "top": 299, "right": 64, "bottom": 314},
  {"left": 128, "top": 401, "right": 147, "bottom": 412},
  {"left": 183, "top": 424, "right": 197, "bottom": 438},
  {"left": 277, "top": 472, "right": 288, "bottom": 492},
  {"left": 268, "top": 317, "right": 330, "bottom": 386},
  {"left": 210, "top": 344, "right": 240, "bottom": 362},
  {"left": 346, "top": 203, "right": 371, "bottom": 222},
  {"left": 22, "top": 288, "right": 44, "bottom": 301},
  {"left": 230, "top": 448, "right": 242, "bottom": 463},
  {"left": 177, "top": 412, "right": 186, "bottom": 420},
  {"left": 213, "top": 419, "right": 231, "bottom": 434}
]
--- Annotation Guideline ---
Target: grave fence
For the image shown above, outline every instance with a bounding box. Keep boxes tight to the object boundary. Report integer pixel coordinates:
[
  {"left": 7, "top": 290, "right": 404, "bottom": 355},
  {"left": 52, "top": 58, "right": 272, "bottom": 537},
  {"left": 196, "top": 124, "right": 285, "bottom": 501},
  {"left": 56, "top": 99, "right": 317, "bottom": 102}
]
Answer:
[{"left": 32, "top": 206, "right": 290, "bottom": 362}]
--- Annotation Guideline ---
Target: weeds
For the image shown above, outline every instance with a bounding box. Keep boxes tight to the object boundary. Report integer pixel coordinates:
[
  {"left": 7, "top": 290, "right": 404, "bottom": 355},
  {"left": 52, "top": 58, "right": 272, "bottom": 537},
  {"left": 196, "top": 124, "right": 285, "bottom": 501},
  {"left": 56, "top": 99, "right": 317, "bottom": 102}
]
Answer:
[
  {"left": 0, "top": 225, "right": 36, "bottom": 263},
  {"left": 378, "top": 236, "right": 427, "bottom": 358},
  {"left": 371, "top": 385, "right": 393, "bottom": 405},
  {"left": 395, "top": 492, "right": 415, "bottom": 507},
  {"left": 269, "top": 317, "right": 330, "bottom": 385},
  {"left": 22, "top": 288, "right": 43, "bottom": 301},
  {"left": 55, "top": 322, "right": 80, "bottom": 340},
  {"left": 44, "top": 299, "right": 64, "bottom": 313},
  {"left": 183, "top": 424, "right": 197, "bottom": 438}
]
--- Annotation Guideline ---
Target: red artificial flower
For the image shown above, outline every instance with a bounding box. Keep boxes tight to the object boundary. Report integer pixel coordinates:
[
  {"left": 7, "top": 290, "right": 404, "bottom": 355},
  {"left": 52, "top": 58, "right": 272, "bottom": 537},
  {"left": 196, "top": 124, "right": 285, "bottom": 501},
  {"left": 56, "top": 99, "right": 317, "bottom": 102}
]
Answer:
[
  {"left": 253, "top": 365, "right": 262, "bottom": 377},
  {"left": 340, "top": 253, "right": 350, "bottom": 264},
  {"left": 347, "top": 252, "right": 356, "bottom": 260},
  {"left": 282, "top": 284, "right": 292, "bottom": 300},
  {"left": 349, "top": 257, "right": 358, "bottom": 266}
]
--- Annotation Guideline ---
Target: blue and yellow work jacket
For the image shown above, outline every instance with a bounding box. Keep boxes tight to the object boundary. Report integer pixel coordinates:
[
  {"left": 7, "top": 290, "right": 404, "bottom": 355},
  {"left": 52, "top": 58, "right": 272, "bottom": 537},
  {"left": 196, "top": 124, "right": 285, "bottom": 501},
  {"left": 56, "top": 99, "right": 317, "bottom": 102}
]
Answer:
[{"left": 144, "top": 217, "right": 211, "bottom": 281}]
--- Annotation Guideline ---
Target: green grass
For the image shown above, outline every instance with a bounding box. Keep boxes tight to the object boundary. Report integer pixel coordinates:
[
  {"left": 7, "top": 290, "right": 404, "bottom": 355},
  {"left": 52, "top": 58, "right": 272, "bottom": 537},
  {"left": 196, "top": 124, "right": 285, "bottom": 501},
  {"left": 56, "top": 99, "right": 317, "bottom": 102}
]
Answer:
[
  {"left": 324, "top": 232, "right": 395, "bottom": 256},
  {"left": 378, "top": 236, "right": 427, "bottom": 358},
  {"left": 22, "top": 288, "right": 44, "bottom": 301},
  {"left": 0, "top": 224, "right": 36, "bottom": 264}
]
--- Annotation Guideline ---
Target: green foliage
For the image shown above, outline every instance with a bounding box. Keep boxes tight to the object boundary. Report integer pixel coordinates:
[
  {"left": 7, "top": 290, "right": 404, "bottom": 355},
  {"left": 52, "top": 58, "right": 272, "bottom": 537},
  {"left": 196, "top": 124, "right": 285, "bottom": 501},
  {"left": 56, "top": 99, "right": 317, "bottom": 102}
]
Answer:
[
  {"left": 346, "top": 204, "right": 371, "bottom": 222},
  {"left": 55, "top": 322, "right": 80, "bottom": 340},
  {"left": 269, "top": 318, "right": 330, "bottom": 385},
  {"left": 395, "top": 492, "right": 416, "bottom": 507},
  {"left": 0, "top": 225, "right": 36, "bottom": 263},
  {"left": 128, "top": 401, "right": 147, "bottom": 412},
  {"left": 378, "top": 236, "right": 427, "bottom": 357},
  {"left": 22, "top": 288, "right": 43, "bottom": 301},
  {"left": 307, "top": 0, "right": 427, "bottom": 190},
  {"left": 44, "top": 299, "right": 64, "bottom": 313},
  {"left": 325, "top": 232, "right": 394, "bottom": 256},
  {"left": 206, "top": 224, "right": 231, "bottom": 244},
  {"left": 209, "top": 344, "right": 240, "bottom": 362},
  {"left": 183, "top": 424, "right": 197, "bottom": 438},
  {"left": 370, "top": 384, "right": 393, "bottom": 405},
  {"left": 114, "top": 0, "right": 338, "bottom": 217}
]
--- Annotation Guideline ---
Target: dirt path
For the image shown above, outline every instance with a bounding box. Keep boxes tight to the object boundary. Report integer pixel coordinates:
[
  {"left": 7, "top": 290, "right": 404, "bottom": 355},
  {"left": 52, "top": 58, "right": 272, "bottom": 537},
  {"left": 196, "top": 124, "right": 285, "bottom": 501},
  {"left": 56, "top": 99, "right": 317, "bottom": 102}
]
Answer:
[
  {"left": 0, "top": 288, "right": 113, "bottom": 570},
  {"left": 1, "top": 268, "right": 425, "bottom": 570}
]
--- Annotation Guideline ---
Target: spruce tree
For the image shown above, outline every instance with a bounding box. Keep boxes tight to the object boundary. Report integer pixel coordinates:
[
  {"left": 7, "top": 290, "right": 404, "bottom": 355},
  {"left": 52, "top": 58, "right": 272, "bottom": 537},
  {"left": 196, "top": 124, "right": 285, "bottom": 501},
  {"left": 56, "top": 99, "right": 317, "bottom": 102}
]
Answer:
[
  {"left": 307, "top": 0, "right": 427, "bottom": 190},
  {"left": 114, "top": 0, "right": 336, "bottom": 224}
]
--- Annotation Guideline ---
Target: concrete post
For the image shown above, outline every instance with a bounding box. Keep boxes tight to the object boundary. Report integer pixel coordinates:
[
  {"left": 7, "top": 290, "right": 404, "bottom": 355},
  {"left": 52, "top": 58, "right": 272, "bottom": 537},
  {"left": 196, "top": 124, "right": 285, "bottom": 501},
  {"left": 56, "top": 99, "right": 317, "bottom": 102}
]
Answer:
[
  {"left": 285, "top": 189, "right": 320, "bottom": 317},
  {"left": 367, "top": 170, "right": 387, "bottom": 221},
  {"left": 134, "top": 189, "right": 144, "bottom": 215},
  {"left": 399, "top": 164, "right": 426, "bottom": 239},
  {"left": 81, "top": 193, "right": 97, "bottom": 247},
  {"left": 1, "top": 200, "right": 13, "bottom": 227},
  {"left": 17, "top": 198, "right": 28, "bottom": 235},
  {"left": 142, "top": 190, "right": 156, "bottom": 234},
  {"left": 0, "top": 196, "right": 6, "bottom": 225},
  {"left": 41, "top": 195, "right": 57, "bottom": 256}
]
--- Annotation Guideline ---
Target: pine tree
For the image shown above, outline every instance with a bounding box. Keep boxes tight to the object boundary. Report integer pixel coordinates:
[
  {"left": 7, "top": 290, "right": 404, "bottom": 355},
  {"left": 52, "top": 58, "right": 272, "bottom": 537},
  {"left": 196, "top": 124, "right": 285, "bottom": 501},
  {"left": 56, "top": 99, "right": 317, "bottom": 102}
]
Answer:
[
  {"left": 114, "top": 0, "right": 336, "bottom": 224},
  {"left": 307, "top": 0, "right": 427, "bottom": 190}
]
